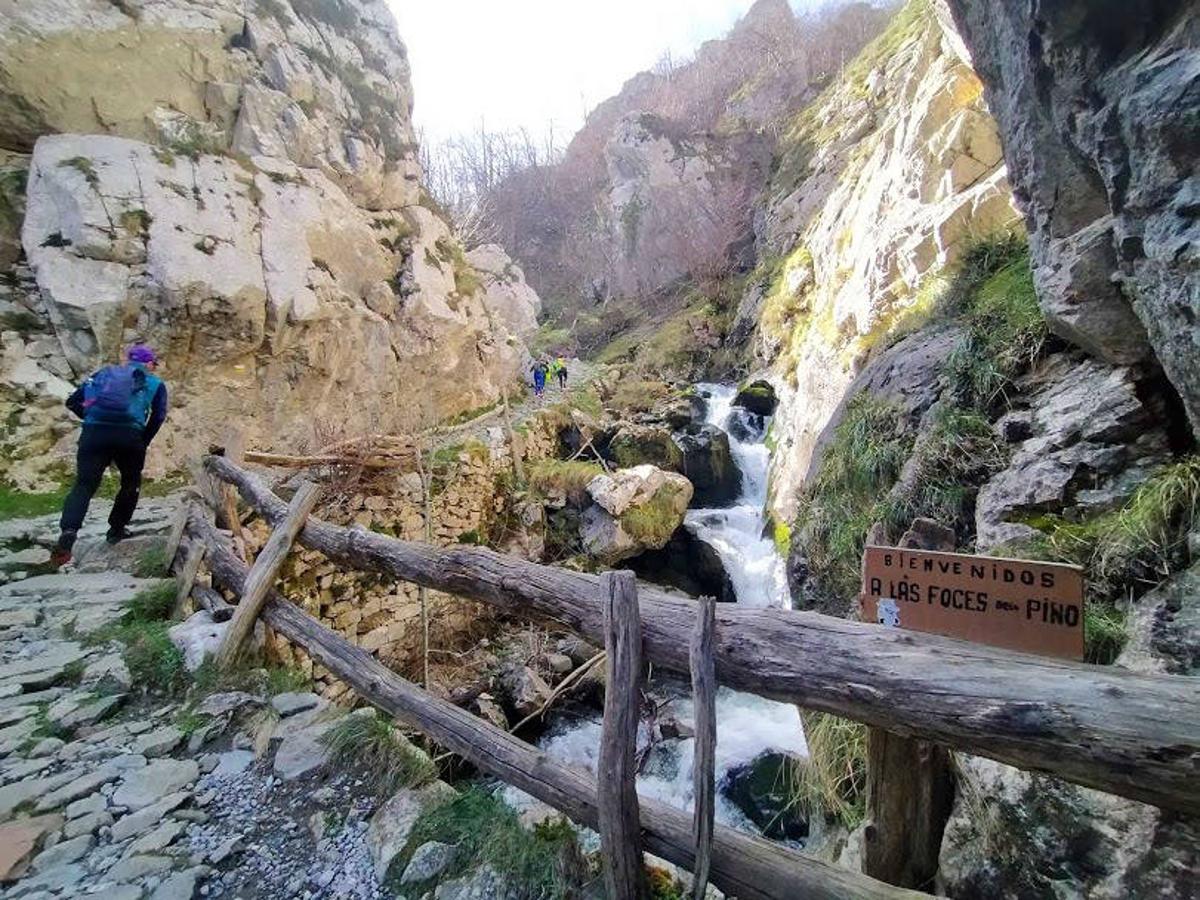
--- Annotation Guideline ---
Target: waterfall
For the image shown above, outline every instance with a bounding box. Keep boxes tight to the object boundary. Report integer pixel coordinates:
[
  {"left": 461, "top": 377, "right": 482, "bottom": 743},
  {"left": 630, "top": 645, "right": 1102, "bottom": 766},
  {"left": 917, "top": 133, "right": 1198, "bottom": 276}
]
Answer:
[
  {"left": 683, "top": 384, "right": 788, "bottom": 609},
  {"left": 503, "top": 383, "right": 806, "bottom": 838}
]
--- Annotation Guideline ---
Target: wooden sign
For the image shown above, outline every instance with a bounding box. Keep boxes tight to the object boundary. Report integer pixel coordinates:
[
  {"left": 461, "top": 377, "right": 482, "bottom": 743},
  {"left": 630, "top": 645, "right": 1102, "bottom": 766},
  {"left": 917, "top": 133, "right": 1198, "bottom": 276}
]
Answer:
[{"left": 860, "top": 546, "right": 1085, "bottom": 659}]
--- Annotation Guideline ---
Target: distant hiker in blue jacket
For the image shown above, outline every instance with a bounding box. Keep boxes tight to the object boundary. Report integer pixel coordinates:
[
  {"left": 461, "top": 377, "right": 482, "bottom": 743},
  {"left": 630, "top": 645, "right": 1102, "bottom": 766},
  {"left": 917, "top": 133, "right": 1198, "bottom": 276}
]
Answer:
[
  {"left": 530, "top": 358, "right": 548, "bottom": 397},
  {"left": 52, "top": 344, "right": 169, "bottom": 565}
]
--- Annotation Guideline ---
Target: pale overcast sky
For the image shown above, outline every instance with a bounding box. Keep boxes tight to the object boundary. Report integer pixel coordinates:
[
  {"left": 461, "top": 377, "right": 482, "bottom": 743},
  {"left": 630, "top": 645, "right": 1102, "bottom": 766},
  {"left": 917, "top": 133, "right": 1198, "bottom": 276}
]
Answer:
[{"left": 389, "top": 0, "right": 762, "bottom": 146}]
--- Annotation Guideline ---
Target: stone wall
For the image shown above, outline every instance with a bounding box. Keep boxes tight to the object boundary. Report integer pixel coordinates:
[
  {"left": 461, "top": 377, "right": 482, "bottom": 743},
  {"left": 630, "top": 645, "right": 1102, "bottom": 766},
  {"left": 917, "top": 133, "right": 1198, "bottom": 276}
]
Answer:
[{"left": 250, "top": 415, "right": 561, "bottom": 702}]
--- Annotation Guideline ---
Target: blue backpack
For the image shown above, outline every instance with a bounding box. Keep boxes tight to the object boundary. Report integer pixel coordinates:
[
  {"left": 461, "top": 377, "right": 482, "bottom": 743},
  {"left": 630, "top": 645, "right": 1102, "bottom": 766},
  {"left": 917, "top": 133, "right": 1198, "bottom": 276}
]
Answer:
[{"left": 82, "top": 364, "right": 156, "bottom": 429}]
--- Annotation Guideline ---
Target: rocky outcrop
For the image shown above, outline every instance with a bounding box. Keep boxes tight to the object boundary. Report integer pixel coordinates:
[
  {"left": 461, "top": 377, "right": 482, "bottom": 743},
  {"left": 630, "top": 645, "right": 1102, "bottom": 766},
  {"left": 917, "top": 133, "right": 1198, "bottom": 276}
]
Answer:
[
  {"left": 759, "top": 1, "right": 1020, "bottom": 518},
  {"left": 0, "top": 0, "right": 540, "bottom": 480},
  {"left": 0, "top": 0, "right": 419, "bottom": 210},
  {"left": 600, "top": 114, "right": 771, "bottom": 297},
  {"left": 975, "top": 355, "right": 1172, "bottom": 549},
  {"left": 489, "top": 0, "right": 892, "bottom": 305},
  {"left": 942, "top": 0, "right": 1200, "bottom": 434},
  {"left": 938, "top": 558, "right": 1200, "bottom": 898},
  {"left": 580, "top": 464, "right": 693, "bottom": 563},
  {"left": 465, "top": 243, "right": 541, "bottom": 340},
  {"left": 16, "top": 134, "right": 529, "bottom": 473}
]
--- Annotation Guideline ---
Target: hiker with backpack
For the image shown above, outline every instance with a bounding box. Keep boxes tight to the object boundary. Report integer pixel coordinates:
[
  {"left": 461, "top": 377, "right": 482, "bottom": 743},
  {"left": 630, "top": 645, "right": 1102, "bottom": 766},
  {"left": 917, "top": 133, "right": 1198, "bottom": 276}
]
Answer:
[
  {"left": 530, "top": 357, "right": 549, "bottom": 397},
  {"left": 552, "top": 354, "right": 568, "bottom": 392},
  {"left": 52, "top": 344, "right": 168, "bottom": 565}
]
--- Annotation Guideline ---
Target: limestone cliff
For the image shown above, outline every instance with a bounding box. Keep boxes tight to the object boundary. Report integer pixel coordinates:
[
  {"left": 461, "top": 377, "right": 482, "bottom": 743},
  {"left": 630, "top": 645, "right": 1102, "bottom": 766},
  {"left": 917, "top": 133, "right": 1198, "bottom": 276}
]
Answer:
[
  {"left": 0, "top": 0, "right": 539, "bottom": 484},
  {"left": 752, "top": 0, "right": 1018, "bottom": 518},
  {"left": 943, "top": 0, "right": 1200, "bottom": 433},
  {"left": 490, "top": 0, "right": 891, "bottom": 308}
]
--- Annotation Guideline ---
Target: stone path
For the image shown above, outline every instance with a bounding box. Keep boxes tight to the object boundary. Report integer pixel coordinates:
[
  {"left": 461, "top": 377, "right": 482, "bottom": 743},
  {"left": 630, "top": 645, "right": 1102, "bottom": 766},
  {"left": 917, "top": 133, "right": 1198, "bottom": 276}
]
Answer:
[
  {"left": 0, "top": 499, "right": 405, "bottom": 899},
  {"left": 431, "top": 358, "right": 601, "bottom": 451},
  {"left": 0, "top": 492, "right": 586, "bottom": 900}
]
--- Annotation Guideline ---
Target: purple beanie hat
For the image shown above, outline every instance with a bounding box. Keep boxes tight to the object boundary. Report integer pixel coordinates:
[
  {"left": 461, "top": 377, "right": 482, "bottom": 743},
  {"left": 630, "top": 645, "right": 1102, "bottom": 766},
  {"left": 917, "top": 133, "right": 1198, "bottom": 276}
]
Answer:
[{"left": 127, "top": 344, "right": 157, "bottom": 364}]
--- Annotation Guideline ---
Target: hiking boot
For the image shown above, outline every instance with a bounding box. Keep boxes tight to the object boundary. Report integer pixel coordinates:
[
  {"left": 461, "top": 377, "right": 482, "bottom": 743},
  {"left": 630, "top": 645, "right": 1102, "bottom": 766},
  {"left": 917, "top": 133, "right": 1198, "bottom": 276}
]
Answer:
[
  {"left": 105, "top": 527, "right": 131, "bottom": 545},
  {"left": 51, "top": 529, "right": 77, "bottom": 567}
]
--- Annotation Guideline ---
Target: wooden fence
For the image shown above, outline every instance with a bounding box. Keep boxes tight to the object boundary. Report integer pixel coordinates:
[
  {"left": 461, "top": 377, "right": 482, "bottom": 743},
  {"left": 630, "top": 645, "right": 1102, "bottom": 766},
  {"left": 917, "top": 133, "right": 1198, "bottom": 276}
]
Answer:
[{"left": 188, "top": 455, "right": 1200, "bottom": 899}]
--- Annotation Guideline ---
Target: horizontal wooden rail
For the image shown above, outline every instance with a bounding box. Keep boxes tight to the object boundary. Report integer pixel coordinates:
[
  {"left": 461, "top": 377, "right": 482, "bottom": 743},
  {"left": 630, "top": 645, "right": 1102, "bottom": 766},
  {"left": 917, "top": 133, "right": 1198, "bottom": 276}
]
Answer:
[
  {"left": 186, "top": 510, "right": 922, "bottom": 900},
  {"left": 204, "top": 456, "right": 1200, "bottom": 815}
]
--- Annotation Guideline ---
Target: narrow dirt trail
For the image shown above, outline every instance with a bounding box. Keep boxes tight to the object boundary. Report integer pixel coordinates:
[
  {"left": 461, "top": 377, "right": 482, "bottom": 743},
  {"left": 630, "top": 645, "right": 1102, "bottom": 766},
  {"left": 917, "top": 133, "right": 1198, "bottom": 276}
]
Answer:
[{"left": 430, "top": 358, "right": 601, "bottom": 451}]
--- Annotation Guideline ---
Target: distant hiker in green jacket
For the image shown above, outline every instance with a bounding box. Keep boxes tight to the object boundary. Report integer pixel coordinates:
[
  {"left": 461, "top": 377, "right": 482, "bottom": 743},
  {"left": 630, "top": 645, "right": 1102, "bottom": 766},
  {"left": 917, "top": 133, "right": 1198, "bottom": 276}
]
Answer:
[
  {"left": 551, "top": 355, "right": 568, "bottom": 391},
  {"left": 52, "top": 344, "right": 169, "bottom": 565}
]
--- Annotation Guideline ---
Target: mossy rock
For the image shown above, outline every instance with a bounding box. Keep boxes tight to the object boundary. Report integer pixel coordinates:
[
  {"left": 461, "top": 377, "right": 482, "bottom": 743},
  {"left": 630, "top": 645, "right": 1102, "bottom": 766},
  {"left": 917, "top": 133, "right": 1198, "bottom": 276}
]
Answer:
[
  {"left": 721, "top": 750, "right": 809, "bottom": 841},
  {"left": 608, "top": 425, "right": 684, "bottom": 472},
  {"left": 733, "top": 380, "right": 778, "bottom": 416}
]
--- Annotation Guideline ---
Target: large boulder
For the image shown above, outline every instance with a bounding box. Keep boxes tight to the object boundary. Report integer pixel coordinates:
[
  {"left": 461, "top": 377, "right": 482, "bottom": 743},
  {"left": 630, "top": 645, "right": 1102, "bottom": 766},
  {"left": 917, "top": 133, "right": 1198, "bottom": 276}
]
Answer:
[
  {"left": 721, "top": 751, "right": 808, "bottom": 842},
  {"left": 732, "top": 380, "right": 778, "bottom": 416},
  {"left": 673, "top": 424, "right": 741, "bottom": 507},
  {"left": 580, "top": 465, "right": 693, "bottom": 563},
  {"left": 627, "top": 526, "right": 736, "bottom": 602},
  {"left": 608, "top": 424, "right": 683, "bottom": 471},
  {"left": 942, "top": 0, "right": 1200, "bottom": 435}
]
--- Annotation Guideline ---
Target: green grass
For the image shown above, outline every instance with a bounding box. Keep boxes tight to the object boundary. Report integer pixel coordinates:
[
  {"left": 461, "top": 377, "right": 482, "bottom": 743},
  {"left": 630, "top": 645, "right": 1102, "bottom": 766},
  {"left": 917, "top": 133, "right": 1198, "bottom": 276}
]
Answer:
[
  {"left": 189, "top": 657, "right": 311, "bottom": 699},
  {"left": 133, "top": 542, "right": 171, "bottom": 578},
  {"left": 0, "top": 471, "right": 186, "bottom": 522},
  {"left": 1009, "top": 456, "right": 1200, "bottom": 662},
  {"left": 789, "top": 711, "right": 867, "bottom": 829},
  {"left": 125, "top": 581, "right": 176, "bottom": 622},
  {"left": 321, "top": 712, "right": 437, "bottom": 797},
  {"left": 527, "top": 460, "right": 603, "bottom": 500},
  {"left": 793, "top": 396, "right": 913, "bottom": 598},
  {"left": 772, "top": 520, "right": 792, "bottom": 557},
  {"left": 939, "top": 235, "right": 1047, "bottom": 411},
  {"left": 392, "top": 786, "right": 584, "bottom": 899}
]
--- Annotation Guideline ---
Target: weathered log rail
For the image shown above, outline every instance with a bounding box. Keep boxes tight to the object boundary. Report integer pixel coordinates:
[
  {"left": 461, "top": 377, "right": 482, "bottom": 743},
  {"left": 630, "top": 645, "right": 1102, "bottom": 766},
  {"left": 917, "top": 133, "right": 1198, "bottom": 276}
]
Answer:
[
  {"left": 204, "top": 455, "right": 1200, "bottom": 816},
  {"left": 187, "top": 509, "right": 922, "bottom": 900}
]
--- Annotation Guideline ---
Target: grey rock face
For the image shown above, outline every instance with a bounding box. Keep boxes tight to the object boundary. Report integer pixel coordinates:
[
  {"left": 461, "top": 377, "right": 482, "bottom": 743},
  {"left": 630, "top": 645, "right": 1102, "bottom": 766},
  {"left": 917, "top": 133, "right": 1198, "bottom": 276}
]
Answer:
[
  {"left": 944, "top": 0, "right": 1200, "bottom": 433},
  {"left": 401, "top": 841, "right": 458, "bottom": 884},
  {"left": 672, "top": 425, "right": 741, "bottom": 507},
  {"left": 974, "top": 356, "right": 1171, "bottom": 549},
  {"left": 111, "top": 759, "right": 200, "bottom": 811},
  {"left": 939, "top": 753, "right": 1200, "bottom": 900},
  {"left": 1119, "top": 560, "right": 1200, "bottom": 676},
  {"left": 366, "top": 781, "right": 458, "bottom": 879},
  {"left": 805, "top": 326, "right": 963, "bottom": 484}
]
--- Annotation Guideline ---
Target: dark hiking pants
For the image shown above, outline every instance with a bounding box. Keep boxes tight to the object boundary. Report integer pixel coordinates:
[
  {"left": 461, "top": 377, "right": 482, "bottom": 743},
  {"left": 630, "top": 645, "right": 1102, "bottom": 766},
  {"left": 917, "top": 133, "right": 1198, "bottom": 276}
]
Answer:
[{"left": 60, "top": 425, "right": 147, "bottom": 535}]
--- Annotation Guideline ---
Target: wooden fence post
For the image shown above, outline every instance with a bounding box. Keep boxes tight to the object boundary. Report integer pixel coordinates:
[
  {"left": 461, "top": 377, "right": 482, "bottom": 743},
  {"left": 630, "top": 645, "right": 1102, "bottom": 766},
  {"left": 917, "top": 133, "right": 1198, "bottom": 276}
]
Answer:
[
  {"left": 599, "top": 570, "right": 650, "bottom": 900},
  {"left": 689, "top": 595, "right": 717, "bottom": 900},
  {"left": 171, "top": 543, "right": 207, "bottom": 619},
  {"left": 219, "top": 429, "right": 246, "bottom": 560},
  {"left": 214, "top": 481, "right": 321, "bottom": 669},
  {"left": 862, "top": 532, "right": 955, "bottom": 890}
]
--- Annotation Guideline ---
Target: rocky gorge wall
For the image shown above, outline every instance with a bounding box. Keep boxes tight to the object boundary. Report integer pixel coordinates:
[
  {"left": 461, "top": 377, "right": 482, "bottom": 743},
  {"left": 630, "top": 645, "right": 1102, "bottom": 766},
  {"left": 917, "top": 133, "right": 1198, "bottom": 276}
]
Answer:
[
  {"left": 749, "top": 0, "right": 1019, "bottom": 519},
  {"left": 0, "top": 0, "right": 541, "bottom": 485},
  {"left": 943, "top": 0, "right": 1200, "bottom": 434}
]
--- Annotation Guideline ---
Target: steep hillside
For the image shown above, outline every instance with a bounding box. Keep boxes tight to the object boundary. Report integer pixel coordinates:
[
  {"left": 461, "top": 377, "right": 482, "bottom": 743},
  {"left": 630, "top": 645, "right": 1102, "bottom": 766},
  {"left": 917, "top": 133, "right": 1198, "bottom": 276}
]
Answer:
[
  {"left": 489, "top": 0, "right": 893, "bottom": 312},
  {"left": 0, "top": 0, "right": 539, "bottom": 486}
]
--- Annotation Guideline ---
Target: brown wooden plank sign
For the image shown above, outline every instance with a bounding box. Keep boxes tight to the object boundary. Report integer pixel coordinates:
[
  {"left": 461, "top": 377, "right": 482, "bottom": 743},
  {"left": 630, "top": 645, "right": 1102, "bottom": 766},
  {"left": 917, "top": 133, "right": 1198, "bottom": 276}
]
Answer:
[{"left": 860, "top": 546, "right": 1085, "bottom": 659}]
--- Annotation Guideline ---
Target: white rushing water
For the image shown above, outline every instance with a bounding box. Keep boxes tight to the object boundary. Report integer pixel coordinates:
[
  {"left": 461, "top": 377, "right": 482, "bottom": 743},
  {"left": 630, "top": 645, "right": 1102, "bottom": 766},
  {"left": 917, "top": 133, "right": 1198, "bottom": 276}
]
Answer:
[{"left": 504, "top": 383, "right": 805, "bottom": 836}]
